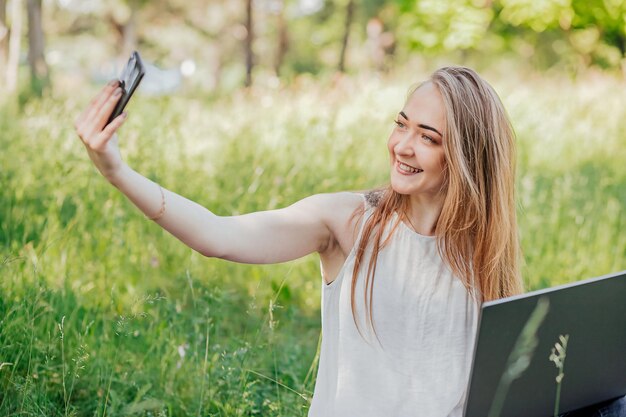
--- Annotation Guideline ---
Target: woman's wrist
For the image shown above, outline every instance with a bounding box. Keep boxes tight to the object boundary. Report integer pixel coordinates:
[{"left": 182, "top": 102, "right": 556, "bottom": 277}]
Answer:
[{"left": 107, "top": 162, "right": 131, "bottom": 188}]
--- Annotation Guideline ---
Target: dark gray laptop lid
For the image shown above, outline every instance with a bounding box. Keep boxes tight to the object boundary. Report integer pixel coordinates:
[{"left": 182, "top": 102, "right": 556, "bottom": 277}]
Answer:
[{"left": 464, "top": 270, "right": 626, "bottom": 417}]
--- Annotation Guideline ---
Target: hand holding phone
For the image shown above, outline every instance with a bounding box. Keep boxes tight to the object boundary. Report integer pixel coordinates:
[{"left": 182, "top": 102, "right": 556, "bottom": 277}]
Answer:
[{"left": 107, "top": 50, "right": 145, "bottom": 124}]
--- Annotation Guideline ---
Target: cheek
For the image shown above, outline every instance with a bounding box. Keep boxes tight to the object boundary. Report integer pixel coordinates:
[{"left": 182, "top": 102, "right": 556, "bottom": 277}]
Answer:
[
  {"left": 387, "top": 129, "right": 404, "bottom": 150},
  {"left": 437, "top": 154, "right": 446, "bottom": 171},
  {"left": 433, "top": 148, "right": 446, "bottom": 168},
  {"left": 387, "top": 135, "right": 396, "bottom": 157}
]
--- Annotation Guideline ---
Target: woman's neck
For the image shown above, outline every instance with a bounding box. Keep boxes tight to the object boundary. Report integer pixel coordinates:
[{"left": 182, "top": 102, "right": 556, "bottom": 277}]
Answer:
[{"left": 405, "top": 194, "right": 444, "bottom": 236}]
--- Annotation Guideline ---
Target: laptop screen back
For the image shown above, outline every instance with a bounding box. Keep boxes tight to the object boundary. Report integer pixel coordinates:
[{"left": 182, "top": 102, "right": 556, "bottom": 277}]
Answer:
[{"left": 464, "top": 270, "right": 626, "bottom": 417}]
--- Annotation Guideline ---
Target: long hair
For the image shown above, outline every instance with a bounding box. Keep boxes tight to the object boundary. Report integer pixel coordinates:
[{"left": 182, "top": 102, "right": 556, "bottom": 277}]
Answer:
[{"left": 350, "top": 66, "right": 523, "bottom": 334}]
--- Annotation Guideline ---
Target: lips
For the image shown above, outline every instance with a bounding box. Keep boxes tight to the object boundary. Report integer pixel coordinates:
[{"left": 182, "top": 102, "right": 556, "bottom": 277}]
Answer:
[{"left": 396, "top": 161, "right": 423, "bottom": 174}]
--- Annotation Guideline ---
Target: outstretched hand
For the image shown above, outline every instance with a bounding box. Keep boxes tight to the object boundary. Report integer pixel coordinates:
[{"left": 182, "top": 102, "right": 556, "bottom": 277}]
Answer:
[{"left": 74, "top": 79, "right": 129, "bottom": 182}]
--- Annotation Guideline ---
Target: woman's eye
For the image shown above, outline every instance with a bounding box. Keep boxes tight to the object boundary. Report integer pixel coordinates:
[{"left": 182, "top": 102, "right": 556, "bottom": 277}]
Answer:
[
  {"left": 422, "top": 135, "right": 435, "bottom": 143},
  {"left": 394, "top": 120, "right": 405, "bottom": 129}
]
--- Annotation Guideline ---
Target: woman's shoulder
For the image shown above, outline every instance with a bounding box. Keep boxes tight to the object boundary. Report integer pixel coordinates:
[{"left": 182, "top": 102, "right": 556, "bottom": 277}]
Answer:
[
  {"left": 304, "top": 189, "right": 387, "bottom": 228},
  {"left": 364, "top": 189, "right": 385, "bottom": 208},
  {"left": 313, "top": 189, "right": 385, "bottom": 231},
  {"left": 311, "top": 191, "right": 365, "bottom": 216},
  {"left": 311, "top": 192, "right": 367, "bottom": 256},
  {"left": 301, "top": 191, "right": 362, "bottom": 233},
  {"left": 315, "top": 189, "right": 384, "bottom": 208},
  {"left": 315, "top": 189, "right": 385, "bottom": 218}
]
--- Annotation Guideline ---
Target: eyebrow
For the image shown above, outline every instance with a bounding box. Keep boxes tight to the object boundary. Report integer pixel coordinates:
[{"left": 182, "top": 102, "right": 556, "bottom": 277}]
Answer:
[{"left": 399, "top": 111, "right": 443, "bottom": 137}]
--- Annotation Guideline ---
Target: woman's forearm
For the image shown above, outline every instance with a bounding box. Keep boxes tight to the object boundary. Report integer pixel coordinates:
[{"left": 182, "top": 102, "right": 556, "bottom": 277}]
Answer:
[{"left": 108, "top": 163, "right": 220, "bottom": 257}]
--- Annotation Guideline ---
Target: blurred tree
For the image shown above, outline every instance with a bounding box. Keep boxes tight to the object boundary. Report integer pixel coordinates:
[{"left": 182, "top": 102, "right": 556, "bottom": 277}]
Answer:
[
  {"left": 0, "top": 0, "right": 6, "bottom": 83},
  {"left": 361, "top": 0, "right": 388, "bottom": 19},
  {"left": 273, "top": 0, "right": 289, "bottom": 76},
  {"left": 187, "top": 1, "right": 243, "bottom": 91},
  {"left": 366, "top": 17, "right": 395, "bottom": 71},
  {"left": 19, "top": 0, "right": 626, "bottom": 94},
  {"left": 5, "top": 0, "right": 21, "bottom": 92},
  {"left": 493, "top": 0, "right": 573, "bottom": 67},
  {"left": 397, "top": 0, "right": 494, "bottom": 52},
  {"left": 244, "top": 0, "right": 254, "bottom": 86},
  {"left": 498, "top": 0, "right": 572, "bottom": 32},
  {"left": 347, "top": 0, "right": 396, "bottom": 71},
  {"left": 570, "top": 0, "right": 625, "bottom": 67},
  {"left": 496, "top": 0, "right": 626, "bottom": 68},
  {"left": 26, "top": 0, "right": 49, "bottom": 95},
  {"left": 266, "top": 1, "right": 326, "bottom": 76},
  {"left": 107, "top": 0, "right": 150, "bottom": 58},
  {"left": 338, "top": 0, "right": 355, "bottom": 72}
]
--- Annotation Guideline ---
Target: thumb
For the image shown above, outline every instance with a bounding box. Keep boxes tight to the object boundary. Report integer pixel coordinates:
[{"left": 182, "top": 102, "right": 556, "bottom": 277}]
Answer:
[{"left": 95, "top": 112, "right": 128, "bottom": 148}]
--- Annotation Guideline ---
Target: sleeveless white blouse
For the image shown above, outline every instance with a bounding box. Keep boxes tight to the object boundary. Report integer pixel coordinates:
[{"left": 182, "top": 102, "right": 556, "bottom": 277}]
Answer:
[{"left": 308, "top": 198, "right": 480, "bottom": 417}]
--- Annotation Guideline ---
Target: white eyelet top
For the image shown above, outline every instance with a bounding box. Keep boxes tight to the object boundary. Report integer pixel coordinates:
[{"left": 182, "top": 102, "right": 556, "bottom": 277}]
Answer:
[{"left": 308, "top": 196, "right": 480, "bottom": 417}]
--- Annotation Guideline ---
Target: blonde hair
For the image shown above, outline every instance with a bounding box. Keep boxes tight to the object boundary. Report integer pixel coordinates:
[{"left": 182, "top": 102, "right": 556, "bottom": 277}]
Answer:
[{"left": 351, "top": 66, "right": 523, "bottom": 334}]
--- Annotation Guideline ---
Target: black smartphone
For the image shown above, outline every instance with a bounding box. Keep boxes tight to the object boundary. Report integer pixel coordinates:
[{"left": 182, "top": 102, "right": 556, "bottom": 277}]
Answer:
[{"left": 107, "top": 50, "right": 145, "bottom": 124}]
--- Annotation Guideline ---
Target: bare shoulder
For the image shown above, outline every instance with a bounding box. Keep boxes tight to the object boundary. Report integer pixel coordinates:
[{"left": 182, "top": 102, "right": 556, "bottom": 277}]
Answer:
[
  {"left": 281, "top": 191, "right": 364, "bottom": 234},
  {"left": 308, "top": 191, "right": 364, "bottom": 225},
  {"left": 307, "top": 191, "right": 365, "bottom": 254}
]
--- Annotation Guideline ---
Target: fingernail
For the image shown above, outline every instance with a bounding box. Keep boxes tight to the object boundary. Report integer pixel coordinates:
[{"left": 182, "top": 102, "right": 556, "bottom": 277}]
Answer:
[
  {"left": 114, "top": 88, "right": 122, "bottom": 96},
  {"left": 108, "top": 79, "right": 119, "bottom": 87}
]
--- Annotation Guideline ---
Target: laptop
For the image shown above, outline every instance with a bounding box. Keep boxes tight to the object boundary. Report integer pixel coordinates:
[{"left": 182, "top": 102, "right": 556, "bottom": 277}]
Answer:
[{"left": 463, "top": 270, "right": 626, "bottom": 417}]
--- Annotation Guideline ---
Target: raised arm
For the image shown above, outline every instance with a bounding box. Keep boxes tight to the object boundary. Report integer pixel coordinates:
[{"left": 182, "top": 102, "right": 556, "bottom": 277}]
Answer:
[
  {"left": 107, "top": 164, "right": 347, "bottom": 263},
  {"left": 74, "top": 81, "right": 362, "bottom": 264}
]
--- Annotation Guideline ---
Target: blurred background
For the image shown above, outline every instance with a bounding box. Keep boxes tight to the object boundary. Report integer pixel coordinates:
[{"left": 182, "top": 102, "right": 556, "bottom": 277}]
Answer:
[
  {"left": 1, "top": 0, "right": 626, "bottom": 96},
  {"left": 1, "top": 1, "right": 625, "bottom": 416}
]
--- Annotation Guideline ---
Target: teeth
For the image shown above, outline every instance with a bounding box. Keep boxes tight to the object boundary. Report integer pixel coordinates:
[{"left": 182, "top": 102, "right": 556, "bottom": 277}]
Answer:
[{"left": 398, "top": 162, "right": 422, "bottom": 174}]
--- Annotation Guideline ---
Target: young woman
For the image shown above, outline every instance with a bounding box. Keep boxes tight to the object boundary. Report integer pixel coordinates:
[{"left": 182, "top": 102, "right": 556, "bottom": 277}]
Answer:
[{"left": 75, "top": 66, "right": 624, "bottom": 416}]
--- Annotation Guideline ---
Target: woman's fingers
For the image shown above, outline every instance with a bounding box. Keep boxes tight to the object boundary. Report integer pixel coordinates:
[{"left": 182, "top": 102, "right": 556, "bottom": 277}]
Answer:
[
  {"left": 76, "top": 84, "right": 122, "bottom": 144},
  {"left": 92, "top": 86, "right": 123, "bottom": 132},
  {"left": 75, "top": 80, "right": 119, "bottom": 130},
  {"left": 93, "top": 112, "right": 128, "bottom": 149},
  {"left": 83, "top": 80, "right": 120, "bottom": 128}
]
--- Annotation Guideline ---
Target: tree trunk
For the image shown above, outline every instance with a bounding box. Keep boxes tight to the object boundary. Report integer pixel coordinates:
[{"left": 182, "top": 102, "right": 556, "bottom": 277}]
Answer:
[
  {"left": 244, "top": 0, "right": 253, "bottom": 87},
  {"left": 212, "top": 40, "right": 223, "bottom": 91},
  {"left": 6, "top": 0, "right": 22, "bottom": 92},
  {"left": 338, "top": 0, "right": 355, "bottom": 73},
  {"left": 122, "top": 7, "right": 137, "bottom": 58},
  {"left": 108, "top": 6, "right": 137, "bottom": 61},
  {"left": 615, "top": 32, "right": 625, "bottom": 56},
  {"left": 27, "top": 0, "right": 49, "bottom": 95},
  {"left": 274, "top": 0, "right": 288, "bottom": 77},
  {"left": 0, "top": 0, "right": 7, "bottom": 83}
]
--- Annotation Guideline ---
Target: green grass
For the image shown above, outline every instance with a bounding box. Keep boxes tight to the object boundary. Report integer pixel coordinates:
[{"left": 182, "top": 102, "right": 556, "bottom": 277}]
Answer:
[{"left": 1, "top": 68, "right": 625, "bottom": 416}]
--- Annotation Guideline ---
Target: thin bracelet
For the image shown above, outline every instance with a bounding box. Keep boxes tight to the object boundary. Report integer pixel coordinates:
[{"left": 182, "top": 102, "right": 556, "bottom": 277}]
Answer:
[{"left": 148, "top": 185, "right": 166, "bottom": 221}]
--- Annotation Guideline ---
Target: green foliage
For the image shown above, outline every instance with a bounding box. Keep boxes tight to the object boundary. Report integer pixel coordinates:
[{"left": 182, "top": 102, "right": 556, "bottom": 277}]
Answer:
[
  {"left": 492, "top": 0, "right": 626, "bottom": 67},
  {"left": 368, "top": 0, "right": 625, "bottom": 69},
  {"left": 398, "top": 0, "right": 494, "bottom": 51},
  {"left": 1, "top": 68, "right": 625, "bottom": 415},
  {"left": 498, "top": 0, "right": 573, "bottom": 32}
]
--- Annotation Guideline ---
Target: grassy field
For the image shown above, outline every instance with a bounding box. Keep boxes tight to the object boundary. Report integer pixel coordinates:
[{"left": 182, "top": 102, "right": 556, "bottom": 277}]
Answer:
[{"left": 1, "top": 67, "right": 625, "bottom": 416}]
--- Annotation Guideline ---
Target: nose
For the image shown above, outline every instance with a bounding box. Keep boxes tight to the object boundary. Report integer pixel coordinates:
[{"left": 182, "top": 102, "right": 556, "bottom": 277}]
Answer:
[{"left": 394, "top": 132, "right": 414, "bottom": 157}]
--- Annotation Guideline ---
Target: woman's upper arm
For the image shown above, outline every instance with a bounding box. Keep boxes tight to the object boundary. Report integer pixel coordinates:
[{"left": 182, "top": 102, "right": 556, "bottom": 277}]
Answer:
[{"left": 202, "top": 192, "right": 361, "bottom": 264}]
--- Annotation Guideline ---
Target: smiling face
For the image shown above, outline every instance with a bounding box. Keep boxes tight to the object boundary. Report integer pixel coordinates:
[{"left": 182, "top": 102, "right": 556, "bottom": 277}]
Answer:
[{"left": 387, "top": 82, "right": 447, "bottom": 202}]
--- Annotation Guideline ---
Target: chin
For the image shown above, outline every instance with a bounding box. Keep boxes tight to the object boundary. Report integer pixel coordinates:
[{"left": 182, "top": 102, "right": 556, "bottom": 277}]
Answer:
[{"left": 389, "top": 179, "right": 414, "bottom": 196}]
